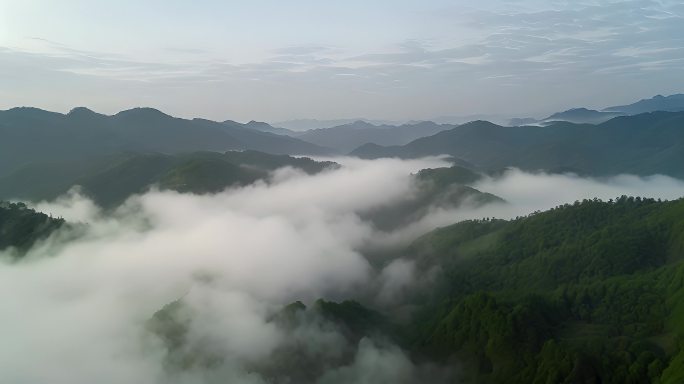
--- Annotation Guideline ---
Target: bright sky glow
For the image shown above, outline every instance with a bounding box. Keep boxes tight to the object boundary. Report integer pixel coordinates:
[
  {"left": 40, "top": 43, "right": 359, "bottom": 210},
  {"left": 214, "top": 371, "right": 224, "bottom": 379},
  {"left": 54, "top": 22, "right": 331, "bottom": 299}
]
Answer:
[{"left": 0, "top": 0, "right": 682, "bottom": 122}]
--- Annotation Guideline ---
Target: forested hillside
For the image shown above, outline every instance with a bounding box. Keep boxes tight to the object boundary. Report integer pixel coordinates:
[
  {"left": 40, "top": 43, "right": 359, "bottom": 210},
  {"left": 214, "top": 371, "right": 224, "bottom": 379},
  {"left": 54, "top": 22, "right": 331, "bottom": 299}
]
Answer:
[
  {"left": 0, "top": 151, "right": 337, "bottom": 208},
  {"left": 397, "top": 197, "right": 684, "bottom": 383},
  {"left": 0, "top": 202, "right": 64, "bottom": 255}
]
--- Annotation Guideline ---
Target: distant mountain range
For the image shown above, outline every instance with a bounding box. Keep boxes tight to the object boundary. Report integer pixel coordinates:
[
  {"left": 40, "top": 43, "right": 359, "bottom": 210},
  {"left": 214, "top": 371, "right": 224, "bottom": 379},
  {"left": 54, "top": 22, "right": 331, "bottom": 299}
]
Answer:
[
  {"left": 2, "top": 93, "right": 683, "bottom": 178},
  {"left": 225, "top": 120, "right": 297, "bottom": 136},
  {"left": 271, "top": 94, "right": 684, "bottom": 132},
  {"left": 508, "top": 94, "right": 684, "bottom": 126},
  {"left": 604, "top": 94, "right": 684, "bottom": 114},
  {"left": 540, "top": 108, "right": 625, "bottom": 125},
  {"left": 351, "top": 111, "right": 684, "bottom": 178},
  {"left": 0, "top": 107, "right": 331, "bottom": 177},
  {"left": 271, "top": 118, "right": 405, "bottom": 131},
  {"left": 293, "top": 120, "right": 453, "bottom": 153}
]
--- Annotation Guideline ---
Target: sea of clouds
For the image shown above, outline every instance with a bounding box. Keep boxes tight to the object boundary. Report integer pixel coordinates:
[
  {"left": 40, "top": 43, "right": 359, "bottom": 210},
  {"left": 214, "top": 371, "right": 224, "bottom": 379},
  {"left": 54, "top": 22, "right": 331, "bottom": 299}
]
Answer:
[{"left": 2, "top": 157, "right": 684, "bottom": 383}]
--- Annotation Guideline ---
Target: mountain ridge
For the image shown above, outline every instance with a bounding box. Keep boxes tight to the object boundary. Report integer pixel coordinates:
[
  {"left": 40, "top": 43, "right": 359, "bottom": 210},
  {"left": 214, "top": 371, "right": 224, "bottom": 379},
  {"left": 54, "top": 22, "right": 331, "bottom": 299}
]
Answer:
[
  {"left": 350, "top": 111, "right": 684, "bottom": 177},
  {"left": 0, "top": 106, "right": 332, "bottom": 177}
]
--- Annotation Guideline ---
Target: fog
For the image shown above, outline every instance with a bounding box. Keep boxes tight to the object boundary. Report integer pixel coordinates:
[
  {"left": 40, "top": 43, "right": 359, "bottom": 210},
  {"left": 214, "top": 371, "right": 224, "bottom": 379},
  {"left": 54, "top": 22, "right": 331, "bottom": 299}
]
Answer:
[{"left": 2, "top": 158, "right": 684, "bottom": 383}]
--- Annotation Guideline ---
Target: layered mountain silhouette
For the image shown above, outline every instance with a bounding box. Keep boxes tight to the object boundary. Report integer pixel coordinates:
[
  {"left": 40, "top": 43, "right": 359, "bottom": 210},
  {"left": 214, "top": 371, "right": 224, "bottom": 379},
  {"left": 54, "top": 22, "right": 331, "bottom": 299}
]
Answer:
[
  {"left": 351, "top": 111, "right": 684, "bottom": 177},
  {"left": 508, "top": 94, "right": 684, "bottom": 126},
  {"left": 293, "top": 120, "right": 452, "bottom": 153},
  {"left": 225, "top": 120, "right": 297, "bottom": 136},
  {"left": 0, "top": 107, "right": 331, "bottom": 176},
  {"left": 0, "top": 150, "right": 337, "bottom": 208},
  {"left": 604, "top": 94, "right": 684, "bottom": 114},
  {"left": 271, "top": 118, "right": 404, "bottom": 131},
  {"left": 540, "top": 108, "right": 625, "bottom": 125}
]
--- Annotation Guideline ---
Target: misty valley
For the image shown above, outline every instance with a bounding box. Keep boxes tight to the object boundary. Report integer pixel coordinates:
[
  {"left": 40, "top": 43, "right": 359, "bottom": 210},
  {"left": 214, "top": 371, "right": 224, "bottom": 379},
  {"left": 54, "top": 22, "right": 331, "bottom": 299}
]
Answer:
[
  {"left": 3, "top": 2, "right": 684, "bottom": 382},
  {"left": 2, "top": 99, "right": 684, "bottom": 383}
]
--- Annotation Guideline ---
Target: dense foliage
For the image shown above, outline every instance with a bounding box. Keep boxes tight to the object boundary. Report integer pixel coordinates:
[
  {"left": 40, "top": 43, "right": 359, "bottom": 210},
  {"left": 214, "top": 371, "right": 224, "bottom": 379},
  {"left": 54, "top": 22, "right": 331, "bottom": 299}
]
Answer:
[
  {"left": 362, "top": 165, "right": 503, "bottom": 232},
  {"left": 401, "top": 197, "right": 684, "bottom": 383},
  {"left": 0, "top": 201, "right": 64, "bottom": 255},
  {"left": 0, "top": 150, "right": 337, "bottom": 208}
]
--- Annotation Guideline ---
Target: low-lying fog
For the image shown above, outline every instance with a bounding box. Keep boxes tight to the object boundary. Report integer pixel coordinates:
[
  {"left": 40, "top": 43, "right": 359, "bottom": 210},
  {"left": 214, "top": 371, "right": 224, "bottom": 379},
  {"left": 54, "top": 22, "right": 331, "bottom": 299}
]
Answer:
[{"left": 2, "top": 157, "right": 684, "bottom": 383}]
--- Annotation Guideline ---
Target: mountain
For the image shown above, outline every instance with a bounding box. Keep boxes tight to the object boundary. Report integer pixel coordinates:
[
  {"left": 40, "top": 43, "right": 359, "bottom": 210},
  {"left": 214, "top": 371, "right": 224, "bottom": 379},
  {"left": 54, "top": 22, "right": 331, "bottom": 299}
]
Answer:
[
  {"left": 394, "top": 196, "right": 684, "bottom": 383},
  {"left": 145, "top": 196, "right": 684, "bottom": 383},
  {"left": 271, "top": 118, "right": 405, "bottom": 131},
  {"left": 361, "top": 165, "right": 503, "bottom": 231},
  {"left": 427, "top": 114, "right": 511, "bottom": 126},
  {"left": 605, "top": 94, "right": 684, "bottom": 114},
  {"left": 0, "top": 107, "right": 331, "bottom": 177},
  {"left": 541, "top": 108, "right": 624, "bottom": 125},
  {"left": 508, "top": 117, "right": 539, "bottom": 126},
  {"left": 227, "top": 120, "right": 297, "bottom": 136},
  {"left": 350, "top": 112, "right": 684, "bottom": 177},
  {"left": 0, "top": 201, "right": 64, "bottom": 255},
  {"left": 295, "top": 120, "right": 452, "bottom": 153},
  {"left": 148, "top": 297, "right": 391, "bottom": 382},
  {"left": 0, "top": 150, "right": 337, "bottom": 208}
]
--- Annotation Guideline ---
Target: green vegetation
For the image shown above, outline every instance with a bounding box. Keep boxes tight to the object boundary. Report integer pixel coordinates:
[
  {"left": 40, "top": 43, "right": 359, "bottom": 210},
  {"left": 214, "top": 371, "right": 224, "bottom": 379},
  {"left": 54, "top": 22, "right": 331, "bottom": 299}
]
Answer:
[
  {"left": 0, "top": 150, "right": 337, "bottom": 208},
  {"left": 148, "top": 297, "right": 389, "bottom": 381},
  {"left": 416, "top": 165, "right": 483, "bottom": 187},
  {"left": 398, "top": 196, "right": 684, "bottom": 383},
  {"left": 0, "top": 201, "right": 64, "bottom": 256},
  {"left": 139, "top": 191, "right": 684, "bottom": 383},
  {"left": 363, "top": 166, "right": 503, "bottom": 231}
]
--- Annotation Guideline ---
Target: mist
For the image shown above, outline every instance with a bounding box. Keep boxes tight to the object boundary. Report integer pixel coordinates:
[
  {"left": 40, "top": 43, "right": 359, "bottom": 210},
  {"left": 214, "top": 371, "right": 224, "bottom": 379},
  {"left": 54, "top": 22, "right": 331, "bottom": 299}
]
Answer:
[{"left": 2, "top": 158, "right": 684, "bottom": 383}]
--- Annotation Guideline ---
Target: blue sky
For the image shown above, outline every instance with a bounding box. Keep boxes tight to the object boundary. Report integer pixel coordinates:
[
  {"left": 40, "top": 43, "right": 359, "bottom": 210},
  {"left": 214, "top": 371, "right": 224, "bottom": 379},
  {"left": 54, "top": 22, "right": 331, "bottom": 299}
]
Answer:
[{"left": 1, "top": 0, "right": 683, "bottom": 122}]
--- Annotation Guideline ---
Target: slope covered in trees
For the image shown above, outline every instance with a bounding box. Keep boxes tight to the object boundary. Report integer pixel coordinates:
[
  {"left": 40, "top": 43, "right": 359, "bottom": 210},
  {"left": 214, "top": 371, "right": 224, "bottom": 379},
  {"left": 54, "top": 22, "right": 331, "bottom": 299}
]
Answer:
[
  {"left": 141, "top": 197, "right": 684, "bottom": 383},
  {"left": 0, "top": 202, "right": 64, "bottom": 256},
  {"left": 397, "top": 197, "right": 684, "bottom": 383},
  {"left": 0, "top": 151, "right": 337, "bottom": 208},
  {"left": 362, "top": 165, "right": 503, "bottom": 231}
]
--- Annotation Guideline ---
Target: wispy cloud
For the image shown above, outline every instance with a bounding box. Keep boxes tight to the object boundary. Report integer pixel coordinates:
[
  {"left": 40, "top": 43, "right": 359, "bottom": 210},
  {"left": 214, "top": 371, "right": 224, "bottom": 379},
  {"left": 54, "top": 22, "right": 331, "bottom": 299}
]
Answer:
[{"left": 1, "top": 1, "right": 682, "bottom": 120}]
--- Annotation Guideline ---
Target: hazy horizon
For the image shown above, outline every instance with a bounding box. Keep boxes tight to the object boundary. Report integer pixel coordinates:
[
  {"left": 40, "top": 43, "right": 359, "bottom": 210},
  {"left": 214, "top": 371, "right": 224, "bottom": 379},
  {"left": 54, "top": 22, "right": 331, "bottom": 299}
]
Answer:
[{"left": 1, "top": 0, "right": 683, "bottom": 122}]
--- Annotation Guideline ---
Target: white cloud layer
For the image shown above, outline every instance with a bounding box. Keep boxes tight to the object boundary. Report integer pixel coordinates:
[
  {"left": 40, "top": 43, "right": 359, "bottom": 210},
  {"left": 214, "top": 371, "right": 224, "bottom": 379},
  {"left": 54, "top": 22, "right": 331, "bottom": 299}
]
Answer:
[{"left": 2, "top": 158, "right": 684, "bottom": 383}]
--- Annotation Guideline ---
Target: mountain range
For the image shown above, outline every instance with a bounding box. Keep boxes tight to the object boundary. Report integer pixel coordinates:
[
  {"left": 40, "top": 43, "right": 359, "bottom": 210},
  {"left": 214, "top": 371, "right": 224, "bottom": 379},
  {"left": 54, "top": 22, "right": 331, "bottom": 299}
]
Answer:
[
  {"left": 508, "top": 94, "right": 684, "bottom": 126},
  {"left": 293, "top": 120, "right": 452, "bottom": 153},
  {"left": 0, "top": 150, "right": 337, "bottom": 208},
  {"left": 351, "top": 111, "right": 684, "bottom": 178},
  {"left": 0, "top": 107, "right": 331, "bottom": 177},
  {"left": 2, "top": 93, "right": 682, "bottom": 178}
]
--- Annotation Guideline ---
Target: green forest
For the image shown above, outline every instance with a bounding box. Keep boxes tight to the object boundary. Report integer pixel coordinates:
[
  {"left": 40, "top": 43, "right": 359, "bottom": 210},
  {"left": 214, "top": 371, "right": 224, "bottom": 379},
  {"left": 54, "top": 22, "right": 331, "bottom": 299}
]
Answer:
[
  {"left": 394, "top": 196, "right": 684, "bottom": 383},
  {"left": 0, "top": 201, "right": 64, "bottom": 256}
]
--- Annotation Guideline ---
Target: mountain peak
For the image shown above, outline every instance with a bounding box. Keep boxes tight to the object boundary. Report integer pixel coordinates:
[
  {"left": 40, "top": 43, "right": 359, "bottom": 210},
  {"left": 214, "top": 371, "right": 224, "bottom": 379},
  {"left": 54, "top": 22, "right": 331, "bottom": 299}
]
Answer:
[
  {"left": 343, "top": 120, "right": 376, "bottom": 129},
  {"left": 4, "top": 107, "right": 63, "bottom": 120},
  {"left": 459, "top": 120, "right": 501, "bottom": 128},
  {"left": 245, "top": 120, "right": 270, "bottom": 127},
  {"left": 114, "top": 107, "right": 172, "bottom": 119},
  {"left": 67, "top": 107, "right": 104, "bottom": 119}
]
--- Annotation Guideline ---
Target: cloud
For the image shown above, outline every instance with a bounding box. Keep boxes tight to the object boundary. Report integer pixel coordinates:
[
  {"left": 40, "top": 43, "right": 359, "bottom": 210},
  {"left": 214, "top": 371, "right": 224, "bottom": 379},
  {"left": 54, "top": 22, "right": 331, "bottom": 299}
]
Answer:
[
  {"left": 2, "top": 158, "right": 684, "bottom": 383},
  {"left": 3, "top": 1, "right": 683, "bottom": 120},
  {"left": 0, "top": 157, "right": 454, "bottom": 383}
]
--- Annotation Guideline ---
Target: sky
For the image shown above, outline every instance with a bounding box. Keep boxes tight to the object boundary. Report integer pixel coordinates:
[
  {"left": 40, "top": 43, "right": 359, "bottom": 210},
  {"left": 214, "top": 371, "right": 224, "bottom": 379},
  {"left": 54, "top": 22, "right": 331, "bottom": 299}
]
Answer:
[{"left": 0, "top": 0, "right": 683, "bottom": 122}]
